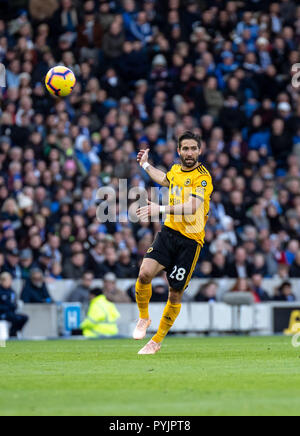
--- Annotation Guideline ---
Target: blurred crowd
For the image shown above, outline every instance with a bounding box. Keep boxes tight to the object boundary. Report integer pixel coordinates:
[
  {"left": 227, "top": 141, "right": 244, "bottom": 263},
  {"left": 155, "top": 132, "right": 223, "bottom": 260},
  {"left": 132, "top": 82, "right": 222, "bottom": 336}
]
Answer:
[{"left": 0, "top": 0, "right": 300, "bottom": 299}]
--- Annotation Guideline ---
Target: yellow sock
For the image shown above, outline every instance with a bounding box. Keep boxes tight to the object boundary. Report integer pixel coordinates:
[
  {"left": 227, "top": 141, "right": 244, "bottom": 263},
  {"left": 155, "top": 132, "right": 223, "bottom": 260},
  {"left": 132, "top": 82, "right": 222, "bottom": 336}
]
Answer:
[
  {"left": 152, "top": 301, "right": 181, "bottom": 343},
  {"left": 135, "top": 279, "right": 152, "bottom": 319}
]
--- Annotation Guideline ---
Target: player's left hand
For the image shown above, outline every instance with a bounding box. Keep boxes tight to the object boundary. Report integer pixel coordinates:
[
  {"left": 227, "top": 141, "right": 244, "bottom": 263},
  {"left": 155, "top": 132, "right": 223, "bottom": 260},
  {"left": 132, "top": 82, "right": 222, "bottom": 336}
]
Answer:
[{"left": 136, "top": 200, "right": 160, "bottom": 221}]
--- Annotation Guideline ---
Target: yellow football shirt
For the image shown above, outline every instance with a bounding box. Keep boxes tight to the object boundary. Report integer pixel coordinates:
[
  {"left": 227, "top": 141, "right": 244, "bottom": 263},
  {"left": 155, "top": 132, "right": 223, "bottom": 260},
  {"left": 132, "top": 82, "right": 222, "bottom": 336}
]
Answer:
[{"left": 164, "top": 164, "right": 213, "bottom": 246}]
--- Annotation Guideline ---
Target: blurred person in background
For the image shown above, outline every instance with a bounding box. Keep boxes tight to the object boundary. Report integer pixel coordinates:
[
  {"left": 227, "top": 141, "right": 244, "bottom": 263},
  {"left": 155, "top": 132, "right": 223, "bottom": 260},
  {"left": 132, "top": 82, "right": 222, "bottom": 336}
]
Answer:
[
  {"left": 19, "top": 248, "right": 36, "bottom": 280},
  {"left": 0, "top": 0, "right": 300, "bottom": 291},
  {"left": 100, "top": 246, "right": 124, "bottom": 278},
  {"left": 21, "top": 268, "right": 53, "bottom": 304},
  {"left": 290, "top": 251, "right": 300, "bottom": 277},
  {"left": 194, "top": 281, "right": 218, "bottom": 303},
  {"left": 196, "top": 260, "right": 213, "bottom": 279},
  {"left": 103, "top": 272, "right": 131, "bottom": 303},
  {"left": 62, "top": 252, "right": 87, "bottom": 279},
  {"left": 211, "top": 251, "right": 227, "bottom": 278},
  {"left": 250, "top": 273, "right": 271, "bottom": 302},
  {"left": 80, "top": 287, "right": 120, "bottom": 338},
  {"left": 49, "top": 262, "right": 63, "bottom": 280},
  {"left": 0, "top": 272, "right": 28, "bottom": 337},
  {"left": 276, "top": 263, "right": 290, "bottom": 280},
  {"left": 116, "top": 248, "right": 139, "bottom": 278},
  {"left": 151, "top": 277, "right": 169, "bottom": 302},
  {"left": 227, "top": 247, "right": 254, "bottom": 278},
  {"left": 0, "top": 253, "right": 5, "bottom": 274},
  {"left": 252, "top": 253, "right": 268, "bottom": 277},
  {"left": 274, "top": 281, "right": 296, "bottom": 302},
  {"left": 67, "top": 271, "right": 94, "bottom": 304},
  {"left": 87, "top": 240, "right": 106, "bottom": 277},
  {"left": 230, "top": 278, "right": 252, "bottom": 293},
  {"left": 3, "top": 248, "right": 22, "bottom": 279}
]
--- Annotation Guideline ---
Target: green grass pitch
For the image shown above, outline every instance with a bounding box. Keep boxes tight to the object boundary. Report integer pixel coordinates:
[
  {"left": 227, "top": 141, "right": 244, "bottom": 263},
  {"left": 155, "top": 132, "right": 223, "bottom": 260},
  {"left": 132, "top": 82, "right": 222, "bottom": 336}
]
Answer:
[{"left": 0, "top": 336, "right": 299, "bottom": 416}]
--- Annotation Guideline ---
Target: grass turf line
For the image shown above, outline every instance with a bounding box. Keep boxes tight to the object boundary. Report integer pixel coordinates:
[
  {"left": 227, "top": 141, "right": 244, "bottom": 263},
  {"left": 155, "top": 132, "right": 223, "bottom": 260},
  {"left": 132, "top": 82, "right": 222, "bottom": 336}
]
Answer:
[{"left": 0, "top": 336, "right": 299, "bottom": 416}]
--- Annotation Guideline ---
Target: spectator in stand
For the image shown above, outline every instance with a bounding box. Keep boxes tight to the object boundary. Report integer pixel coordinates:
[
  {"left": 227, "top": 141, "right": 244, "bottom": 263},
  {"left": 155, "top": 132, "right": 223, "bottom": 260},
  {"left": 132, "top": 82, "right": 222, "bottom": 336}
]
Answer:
[
  {"left": 87, "top": 241, "right": 106, "bottom": 278},
  {"left": 0, "top": 272, "right": 28, "bottom": 337},
  {"left": 102, "top": 19, "right": 125, "bottom": 62},
  {"left": 211, "top": 252, "right": 227, "bottom": 278},
  {"left": 19, "top": 249, "right": 35, "bottom": 280},
  {"left": 101, "top": 246, "right": 124, "bottom": 278},
  {"left": 196, "top": 260, "right": 213, "bottom": 279},
  {"left": 21, "top": 268, "right": 53, "bottom": 304},
  {"left": 274, "top": 281, "right": 296, "bottom": 302},
  {"left": 77, "top": 11, "right": 103, "bottom": 64},
  {"left": 252, "top": 253, "right": 268, "bottom": 277},
  {"left": 29, "top": 0, "right": 59, "bottom": 22},
  {"left": 37, "top": 249, "right": 53, "bottom": 276},
  {"left": 67, "top": 271, "right": 94, "bottom": 304},
  {"left": 260, "top": 238, "right": 278, "bottom": 277},
  {"left": 51, "top": 0, "right": 78, "bottom": 42},
  {"left": 0, "top": 253, "right": 5, "bottom": 274},
  {"left": 116, "top": 249, "right": 139, "bottom": 278},
  {"left": 98, "top": 1, "right": 115, "bottom": 33},
  {"left": 227, "top": 247, "right": 254, "bottom": 278},
  {"left": 128, "top": 11, "right": 153, "bottom": 45},
  {"left": 250, "top": 274, "right": 271, "bottom": 302},
  {"left": 1, "top": 199, "right": 21, "bottom": 230},
  {"left": 225, "top": 191, "right": 247, "bottom": 229},
  {"left": 290, "top": 251, "right": 300, "bottom": 277},
  {"left": 62, "top": 252, "right": 87, "bottom": 279},
  {"left": 0, "top": 0, "right": 300, "bottom": 290},
  {"left": 3, "top": 249, "right": 22, "bottom": 279},
  {"left": 270, "top": 118, "right": 293, "bottom": 169},
  {"left": 229, "top": 277, "right": 267, "bottom": 303},
  {"left": 230, "top": 278, "right": 252, "bottom": 294},
  {"left": 103, "top": 272, "right": 131, "bottom": 303},
  {"left": 194, "top": 281, "right": 218, "bottom": 303},
  {"left": 151, "top": 277, "right": 169, "bottom": 302},
  {"left": 202, "top": 75, "right": 224, "bottom": 119},
  {"left": 49, "top": 262, "right": 63, "bottom": 280},
  {"left": 276, "top": 263, "right": 290, "bottom": 280}
]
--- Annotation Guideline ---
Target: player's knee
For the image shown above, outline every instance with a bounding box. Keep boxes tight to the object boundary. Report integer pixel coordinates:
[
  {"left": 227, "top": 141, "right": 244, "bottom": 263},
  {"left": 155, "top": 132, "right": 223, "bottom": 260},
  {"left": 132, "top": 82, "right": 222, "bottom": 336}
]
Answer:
[{"left": 138, "top": 268, "right": 153, "bottom": 284}]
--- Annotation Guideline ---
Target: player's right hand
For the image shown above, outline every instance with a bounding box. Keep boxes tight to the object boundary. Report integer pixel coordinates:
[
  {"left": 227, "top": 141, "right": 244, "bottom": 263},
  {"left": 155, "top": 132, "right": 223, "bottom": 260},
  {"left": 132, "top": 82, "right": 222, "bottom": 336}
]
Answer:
[{"left": 137, "top": 148, "right": 150, "bottom": 167}]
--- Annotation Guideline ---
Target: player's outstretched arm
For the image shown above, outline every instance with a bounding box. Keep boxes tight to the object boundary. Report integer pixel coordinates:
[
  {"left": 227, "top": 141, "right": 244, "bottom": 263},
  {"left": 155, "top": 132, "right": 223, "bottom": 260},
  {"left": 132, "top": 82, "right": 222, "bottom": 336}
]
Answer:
[
  {"left": 136, "top": 197, "right": 203, "bottom": 220},
  {"left": 137, "top": 149, "right": 170, "bottom": 187}
]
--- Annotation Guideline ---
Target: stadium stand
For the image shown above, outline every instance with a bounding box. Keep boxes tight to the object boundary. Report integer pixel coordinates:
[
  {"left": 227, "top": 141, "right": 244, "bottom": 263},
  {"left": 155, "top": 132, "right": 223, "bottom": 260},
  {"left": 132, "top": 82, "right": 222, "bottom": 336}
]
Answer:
[{"left": 0, "top": 0, "right": 300, "bottom": 315}]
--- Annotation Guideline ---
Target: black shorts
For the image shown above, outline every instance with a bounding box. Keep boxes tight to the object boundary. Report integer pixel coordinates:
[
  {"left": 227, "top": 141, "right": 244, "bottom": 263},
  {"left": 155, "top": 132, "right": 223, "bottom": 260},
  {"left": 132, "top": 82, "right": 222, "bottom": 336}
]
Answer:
[{"left": 145, "top": 226, "right": 202, "bottom": 291}]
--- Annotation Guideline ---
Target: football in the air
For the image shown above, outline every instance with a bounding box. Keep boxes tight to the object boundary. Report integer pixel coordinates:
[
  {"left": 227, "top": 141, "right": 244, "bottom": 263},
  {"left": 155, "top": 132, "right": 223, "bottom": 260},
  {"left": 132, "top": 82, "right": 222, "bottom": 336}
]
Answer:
[{"left": 45, "top": 66, "right": 76, "bottom": 97}]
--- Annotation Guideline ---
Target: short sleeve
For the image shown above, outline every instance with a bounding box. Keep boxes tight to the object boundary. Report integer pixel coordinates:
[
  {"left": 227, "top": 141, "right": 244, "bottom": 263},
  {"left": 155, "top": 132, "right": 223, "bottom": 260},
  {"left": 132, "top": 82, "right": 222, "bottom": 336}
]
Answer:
[
  {"left": 190, "top": 175, "right": 213, "bottom": 200},
  {"left": 166, "top": 166, "right": 175, "bottom": 183}
]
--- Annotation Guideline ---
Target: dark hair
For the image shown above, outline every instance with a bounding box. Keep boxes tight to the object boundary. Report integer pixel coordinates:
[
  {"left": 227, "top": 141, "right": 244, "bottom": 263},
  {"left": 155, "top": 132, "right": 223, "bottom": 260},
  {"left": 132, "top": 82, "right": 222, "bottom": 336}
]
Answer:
[
  {"left": 90, "top": 287, "right": 103, "bottom": 297},
  {"left": 178, "top": 131, "right": 202, "bottom": 149},
  {"left": 279, "top": 281, "right": 292, "bottom": 292}
]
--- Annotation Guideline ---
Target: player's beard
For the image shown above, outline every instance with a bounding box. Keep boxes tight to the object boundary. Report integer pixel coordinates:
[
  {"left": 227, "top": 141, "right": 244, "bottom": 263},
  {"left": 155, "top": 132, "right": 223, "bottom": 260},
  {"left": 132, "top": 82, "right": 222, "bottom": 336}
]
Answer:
[{"left": 180, "top": 156, "right": 198, "bottom": 168}]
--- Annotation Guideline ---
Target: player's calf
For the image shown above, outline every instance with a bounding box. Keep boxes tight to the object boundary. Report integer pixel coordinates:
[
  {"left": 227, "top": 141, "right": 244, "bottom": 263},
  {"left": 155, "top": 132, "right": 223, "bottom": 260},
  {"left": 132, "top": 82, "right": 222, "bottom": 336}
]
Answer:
[{"left": 151, "top": 299, "right": 182, "bottom": 345}]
